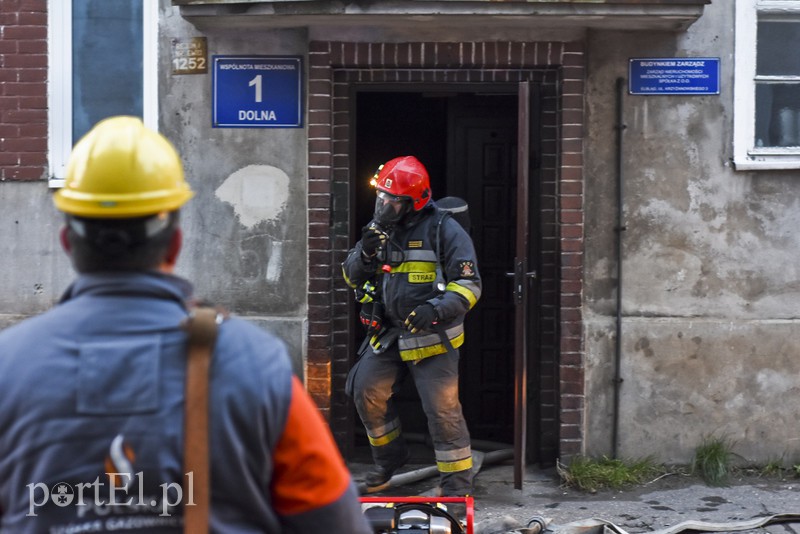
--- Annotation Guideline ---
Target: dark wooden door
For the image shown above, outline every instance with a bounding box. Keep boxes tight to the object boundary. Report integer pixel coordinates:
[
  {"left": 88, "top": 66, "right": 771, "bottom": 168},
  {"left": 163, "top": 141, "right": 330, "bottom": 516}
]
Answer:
[
  {"left": 447, "top": 95, "right": 518, "bottom": 445},
  {"left": 447, "top": 86, "right": 540, "bottom": 490}
]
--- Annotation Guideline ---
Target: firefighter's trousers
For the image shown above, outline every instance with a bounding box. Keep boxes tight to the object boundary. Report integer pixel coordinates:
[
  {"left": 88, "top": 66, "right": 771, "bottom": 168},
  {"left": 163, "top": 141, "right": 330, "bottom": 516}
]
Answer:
[{"left": 350, "top": 342, "right": 473, "bottom": 495}]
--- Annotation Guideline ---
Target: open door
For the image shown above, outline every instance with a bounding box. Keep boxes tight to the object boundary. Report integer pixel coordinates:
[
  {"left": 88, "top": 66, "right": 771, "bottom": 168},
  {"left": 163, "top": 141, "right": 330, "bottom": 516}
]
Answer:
[{"left": 513, "top": 81, "right": 537, "bottom": 489}]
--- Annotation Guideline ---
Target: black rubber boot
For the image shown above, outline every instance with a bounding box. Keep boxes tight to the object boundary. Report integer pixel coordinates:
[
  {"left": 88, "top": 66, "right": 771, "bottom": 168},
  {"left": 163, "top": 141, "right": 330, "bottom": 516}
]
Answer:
[{"left": 364, "top": 450, "right": 410, "bottom": 488}]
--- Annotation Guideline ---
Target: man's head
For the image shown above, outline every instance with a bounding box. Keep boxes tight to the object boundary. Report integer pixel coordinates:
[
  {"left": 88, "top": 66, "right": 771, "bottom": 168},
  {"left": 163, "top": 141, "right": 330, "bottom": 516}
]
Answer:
[
  {"left": 372, "top": 155, "right": 431, "bottom": 227},
  {"left": 53, "top": 116, "right": 194, "bottom": 273}
]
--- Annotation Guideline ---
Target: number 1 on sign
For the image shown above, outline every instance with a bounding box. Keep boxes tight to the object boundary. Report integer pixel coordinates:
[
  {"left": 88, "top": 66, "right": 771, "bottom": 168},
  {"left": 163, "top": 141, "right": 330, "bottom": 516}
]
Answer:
[{"left": 249, "top": 75, "right": 263, "bottom": 103}]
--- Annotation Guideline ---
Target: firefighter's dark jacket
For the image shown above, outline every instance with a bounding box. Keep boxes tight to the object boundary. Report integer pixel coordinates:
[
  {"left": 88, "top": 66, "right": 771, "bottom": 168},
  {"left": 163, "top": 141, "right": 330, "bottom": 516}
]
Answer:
[{"left": 343, "top": 204, "right": 482, "bottom": 361}]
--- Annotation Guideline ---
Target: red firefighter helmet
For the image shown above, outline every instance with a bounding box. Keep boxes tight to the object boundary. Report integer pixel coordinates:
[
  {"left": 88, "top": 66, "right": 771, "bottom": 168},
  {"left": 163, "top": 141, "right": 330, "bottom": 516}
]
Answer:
[{"left": 374, "top": 156, "right": 431, "bottom": 212}]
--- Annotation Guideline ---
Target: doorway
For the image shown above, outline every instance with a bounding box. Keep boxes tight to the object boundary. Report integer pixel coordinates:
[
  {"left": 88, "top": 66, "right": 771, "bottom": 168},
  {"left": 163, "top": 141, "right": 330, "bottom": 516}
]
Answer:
[
  {"left": 351, "top": 87, "right": 530, "bottom": 456},
  {"left": 309, "top": 40, "right": 583, "bottom": 470}
]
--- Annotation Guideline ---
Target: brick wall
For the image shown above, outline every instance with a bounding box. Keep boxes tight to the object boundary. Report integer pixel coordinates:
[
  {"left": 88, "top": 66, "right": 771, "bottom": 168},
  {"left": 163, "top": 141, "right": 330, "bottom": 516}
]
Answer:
[
  {"left": 307, "top": 41, "right": 586, "bottom": 460},
  {"left": 0, "top": 0, "right": 48, "bottom": 181}
]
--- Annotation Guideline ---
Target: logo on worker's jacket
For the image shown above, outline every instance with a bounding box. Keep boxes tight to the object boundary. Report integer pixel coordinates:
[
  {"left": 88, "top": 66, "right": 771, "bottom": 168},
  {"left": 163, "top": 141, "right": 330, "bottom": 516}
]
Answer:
[
  {"left": 105, "top": 434, "right": 136, "bottom": 491},
  {"left": 408, "top": 240, "right": 423, "bottom": 248},
  {"left": 459, "top": 261, "right": 475, "bottom": 278}
]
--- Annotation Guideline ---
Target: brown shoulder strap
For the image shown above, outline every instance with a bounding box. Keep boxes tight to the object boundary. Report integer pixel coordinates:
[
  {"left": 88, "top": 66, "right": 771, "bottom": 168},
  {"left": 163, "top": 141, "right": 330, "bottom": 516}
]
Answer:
[{"left": 181, "top": 307, "right": 220, "bottom": 534}]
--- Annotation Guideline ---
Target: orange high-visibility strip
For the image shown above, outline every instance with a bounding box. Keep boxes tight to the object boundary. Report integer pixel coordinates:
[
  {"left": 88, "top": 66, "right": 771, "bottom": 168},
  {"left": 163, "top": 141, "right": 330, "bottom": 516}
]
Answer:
[{"left": 272, "top": 377, "right": 352, "bottom": 515}]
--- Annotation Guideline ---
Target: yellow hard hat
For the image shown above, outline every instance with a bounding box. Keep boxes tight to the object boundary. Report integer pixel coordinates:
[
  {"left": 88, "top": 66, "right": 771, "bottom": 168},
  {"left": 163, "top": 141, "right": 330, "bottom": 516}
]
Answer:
[{"left": 53, "top": 116, "right": 194, "bottom": 218}]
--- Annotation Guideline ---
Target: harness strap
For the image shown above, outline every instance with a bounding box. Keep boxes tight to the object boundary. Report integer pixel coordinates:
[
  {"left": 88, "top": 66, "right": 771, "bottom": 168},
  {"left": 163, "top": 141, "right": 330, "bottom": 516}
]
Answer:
[
  {"left": 180, "top": 306, "right": 221, "bottom": 534},
  {"left": 357, "top": 334, "right": 371, "bottom": 357},
  {"left": 434, "top": 210, "right": 457, "bottom": 357},
  {"left": 434, "top": 324, "right": 456, "bottom": 355}
]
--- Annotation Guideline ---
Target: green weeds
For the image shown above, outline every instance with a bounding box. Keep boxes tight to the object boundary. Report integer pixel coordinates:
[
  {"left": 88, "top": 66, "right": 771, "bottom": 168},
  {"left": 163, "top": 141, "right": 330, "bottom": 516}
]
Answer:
[
  {"left": 558, "top": 440, "right": 799, "bottom": 493},
  {"left": 759, "top": 459, "right": 785, "bottom": 478},
  {"left": 558, "top": 455, "right": 665, "bottom": 493},
  {"left": 692, "top": 435, "right": 736, "bottom": 487}
]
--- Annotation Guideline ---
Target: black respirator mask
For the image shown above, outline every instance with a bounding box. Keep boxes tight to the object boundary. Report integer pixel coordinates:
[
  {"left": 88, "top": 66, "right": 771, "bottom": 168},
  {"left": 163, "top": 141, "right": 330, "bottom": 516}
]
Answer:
[{"left": 374, "top": 191, "right": 412, "bottom": 227}]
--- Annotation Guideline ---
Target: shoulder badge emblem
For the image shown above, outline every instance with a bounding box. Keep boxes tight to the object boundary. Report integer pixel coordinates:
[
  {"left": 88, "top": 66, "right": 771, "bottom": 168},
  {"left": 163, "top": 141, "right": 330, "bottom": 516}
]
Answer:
[{"left": 459, "top": 261, "right": 475, "bottom": 278}]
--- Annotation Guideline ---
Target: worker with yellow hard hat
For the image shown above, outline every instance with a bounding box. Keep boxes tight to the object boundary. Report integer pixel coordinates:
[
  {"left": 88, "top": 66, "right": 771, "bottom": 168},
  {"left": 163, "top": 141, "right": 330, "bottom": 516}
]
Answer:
[
  {"left": 52, "top": 115, "right": 193, "bottom": 272},
  {"left": 0, "top": 116, "right": 371, "bottom": 533}
]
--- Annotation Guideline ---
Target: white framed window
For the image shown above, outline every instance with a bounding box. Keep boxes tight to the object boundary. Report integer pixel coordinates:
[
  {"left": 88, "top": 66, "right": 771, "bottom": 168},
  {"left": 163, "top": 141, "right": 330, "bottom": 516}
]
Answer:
[
  {"left": 48, "top": 0, "right": 158, "bottom": 187},
  {"left": 734, "top": 1, "right": 800, "bottom": 170}
]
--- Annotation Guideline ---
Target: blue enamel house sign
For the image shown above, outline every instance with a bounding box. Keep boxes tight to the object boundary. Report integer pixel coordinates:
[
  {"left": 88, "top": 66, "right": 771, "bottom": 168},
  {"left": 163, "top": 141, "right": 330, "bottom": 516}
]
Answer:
[
  {"left": 629, "top": 58, "right": 720, "bottom": 95},
  {"left": 212, "top": 56, "right": 303, "bottom": 128}
]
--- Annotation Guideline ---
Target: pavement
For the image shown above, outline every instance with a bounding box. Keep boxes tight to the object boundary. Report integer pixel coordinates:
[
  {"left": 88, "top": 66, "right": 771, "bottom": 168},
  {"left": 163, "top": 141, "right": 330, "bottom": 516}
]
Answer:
[{"left": 347, "top": 448, "right": 800, "bottom": 534}]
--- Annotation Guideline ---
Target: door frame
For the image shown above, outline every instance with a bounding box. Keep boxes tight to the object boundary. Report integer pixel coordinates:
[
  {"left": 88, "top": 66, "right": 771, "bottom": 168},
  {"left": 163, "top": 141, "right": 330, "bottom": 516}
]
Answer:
[{"left": 305, "top": 40, "right": 587, "bottom": 466}]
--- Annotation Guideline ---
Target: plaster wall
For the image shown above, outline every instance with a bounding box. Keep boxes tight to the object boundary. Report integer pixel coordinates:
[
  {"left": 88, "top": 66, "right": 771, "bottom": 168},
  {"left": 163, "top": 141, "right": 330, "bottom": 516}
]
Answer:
[
  {"left": 0, "top": 182, "right": 72, "bottom": 326},
  {"left": 584, "top": 0, "right": 800, "bottom": 464},
  {"left": 159, "top": 7, "right": 309, "bottom": 373}
]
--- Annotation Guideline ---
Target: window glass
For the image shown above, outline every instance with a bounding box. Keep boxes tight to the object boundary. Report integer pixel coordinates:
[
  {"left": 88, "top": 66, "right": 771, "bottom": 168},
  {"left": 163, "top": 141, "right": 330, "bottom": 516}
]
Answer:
[
  {"left": 753, "top": 18, "right": 800, "bottom": 149},
  {"left": 755, "top": 83, "right": 800, "bottom": 147},
  {"left": 71, "top": 0, "right": 143, "bottom": 143},
  {"left": 49, "top": 0, "right": 156, "bottom": 184},
  {"left": 756, "top": 21, "right": 800, "bottom": 76}
]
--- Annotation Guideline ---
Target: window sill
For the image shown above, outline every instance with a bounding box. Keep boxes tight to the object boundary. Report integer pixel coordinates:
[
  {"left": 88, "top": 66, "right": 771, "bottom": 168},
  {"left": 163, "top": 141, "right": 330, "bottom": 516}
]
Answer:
[{"left": 733, "top": 156, "right": 800, "bottom": 171}]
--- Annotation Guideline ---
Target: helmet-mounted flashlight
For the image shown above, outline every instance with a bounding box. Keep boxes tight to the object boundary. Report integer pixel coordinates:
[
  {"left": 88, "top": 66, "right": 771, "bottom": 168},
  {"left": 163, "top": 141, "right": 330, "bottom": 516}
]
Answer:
[{"left": 369, "top": 164, "right": 384, "bottom": 188}]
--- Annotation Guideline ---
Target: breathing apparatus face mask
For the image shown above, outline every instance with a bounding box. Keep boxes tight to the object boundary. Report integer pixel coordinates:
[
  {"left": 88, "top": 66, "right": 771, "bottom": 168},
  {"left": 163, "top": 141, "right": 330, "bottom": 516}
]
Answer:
[{"left": 374, "top": 191, "right": 412, "bottom": 228}]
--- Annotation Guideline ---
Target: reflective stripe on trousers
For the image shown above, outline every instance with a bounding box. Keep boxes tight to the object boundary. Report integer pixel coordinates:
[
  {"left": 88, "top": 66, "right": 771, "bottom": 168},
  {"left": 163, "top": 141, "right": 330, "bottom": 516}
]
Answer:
[{"left": 351, "top": 342, "right": 473, "bottom": 495}]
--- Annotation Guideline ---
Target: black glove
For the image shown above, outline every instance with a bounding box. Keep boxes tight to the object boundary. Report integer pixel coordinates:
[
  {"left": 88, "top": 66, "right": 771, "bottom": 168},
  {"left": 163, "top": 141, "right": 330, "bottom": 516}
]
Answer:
[
  {"left": 361, "top": 224, "right": 386, "bottom": 258},
  {"left": 359, "top": 301, "right": 384, "bottom": 332},
  {"left": 404, "top": 303, "right": 437, "bottom": 334}
]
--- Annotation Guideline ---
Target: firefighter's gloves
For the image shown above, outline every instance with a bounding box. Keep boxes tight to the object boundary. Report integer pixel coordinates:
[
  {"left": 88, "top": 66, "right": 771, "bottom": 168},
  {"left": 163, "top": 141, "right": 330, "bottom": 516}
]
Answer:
[
  {"left": 360, "top": 301, "right": 384, "bottom": 332},
  {"left": 361, "top": 224, "right": 387, "bottom": 259},
  {"left": 405, "top": 303, "right": 438, "bottom": 334},
  {"left": 360, "top": 308, "right": 381, "bottom": 331}
]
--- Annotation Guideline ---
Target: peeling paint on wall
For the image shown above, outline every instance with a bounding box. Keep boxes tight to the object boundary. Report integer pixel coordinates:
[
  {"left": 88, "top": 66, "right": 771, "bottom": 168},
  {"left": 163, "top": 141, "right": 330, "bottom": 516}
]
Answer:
[
  {"left": 755, "top": 368, "right": 796, "bottom": 395},
  {"left": 215, "top": 165, "right": 290, "bottom": 228},
  {"left": 265, "top": 241, "right": 283, "bottom": 283}
]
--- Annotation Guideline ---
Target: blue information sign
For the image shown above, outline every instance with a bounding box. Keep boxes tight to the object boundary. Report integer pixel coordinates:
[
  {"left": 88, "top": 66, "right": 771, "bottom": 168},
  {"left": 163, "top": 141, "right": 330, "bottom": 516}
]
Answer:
[
  {"left": 629, "top": 58, "right": 720, "bottom": 95},
  {"left": 212, "top": 56, "right": 303, "bottom": 128}
]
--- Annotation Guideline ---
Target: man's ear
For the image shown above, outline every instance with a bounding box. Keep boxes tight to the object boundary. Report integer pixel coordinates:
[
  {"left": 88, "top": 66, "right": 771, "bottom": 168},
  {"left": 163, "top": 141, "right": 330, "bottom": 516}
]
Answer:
[
  {"left": 59, "top": 225, "right": 71, "bottom": 255},
  {"left": 163, "top": 228, "right": 183, "bottom": 268}
]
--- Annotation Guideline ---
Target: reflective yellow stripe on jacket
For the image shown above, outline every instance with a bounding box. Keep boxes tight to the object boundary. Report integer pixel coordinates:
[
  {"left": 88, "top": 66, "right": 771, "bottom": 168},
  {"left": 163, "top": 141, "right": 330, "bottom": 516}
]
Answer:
[
  {"left": 390, "top": 261, "right": 436, "bottom": 274},
  {"left": 397, "top": 324, "right": 465, "bottom": 362},
  {"left": 446, "top": 279, "right": 481, "bottom": 309}
]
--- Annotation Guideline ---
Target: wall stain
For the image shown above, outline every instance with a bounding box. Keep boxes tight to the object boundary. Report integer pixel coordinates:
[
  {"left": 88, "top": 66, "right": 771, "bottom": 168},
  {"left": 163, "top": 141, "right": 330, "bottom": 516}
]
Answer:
[{"left": 635, "top": 337, "right": 655, "bottom": 358}]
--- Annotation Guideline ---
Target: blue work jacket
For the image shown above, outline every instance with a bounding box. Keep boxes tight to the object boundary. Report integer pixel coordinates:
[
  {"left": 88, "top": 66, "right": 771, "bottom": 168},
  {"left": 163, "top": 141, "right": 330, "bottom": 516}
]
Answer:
[{"left": 0, "top": 271, "right": 369, "bottom": 533}]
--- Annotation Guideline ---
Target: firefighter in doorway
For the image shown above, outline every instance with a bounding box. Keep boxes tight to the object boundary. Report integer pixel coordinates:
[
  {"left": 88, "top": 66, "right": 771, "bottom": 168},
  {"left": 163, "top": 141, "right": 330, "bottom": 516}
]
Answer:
[{"left": 342, "top": 155, "right": 482, "bottom": 496}]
